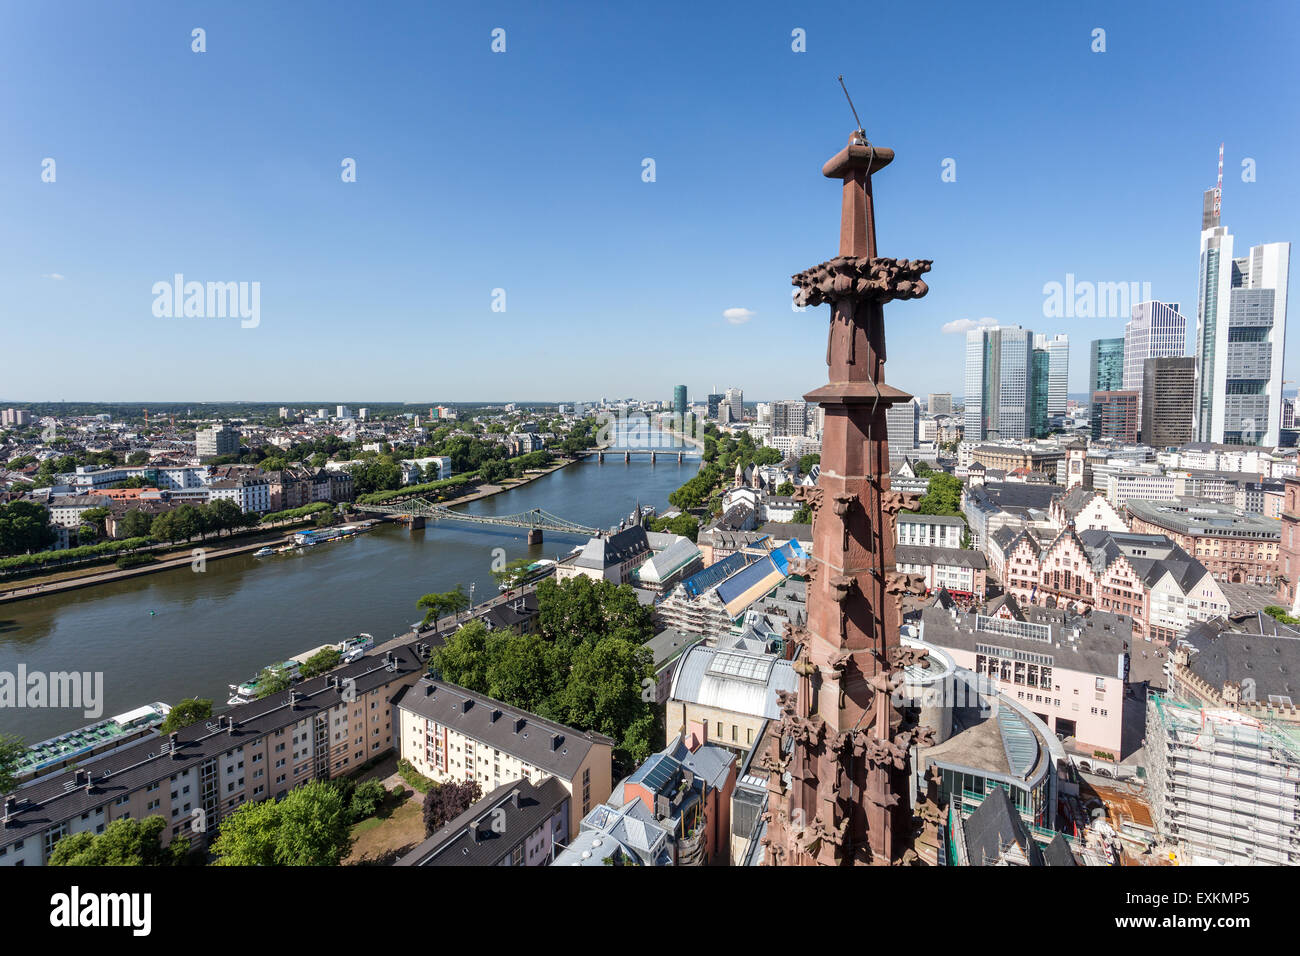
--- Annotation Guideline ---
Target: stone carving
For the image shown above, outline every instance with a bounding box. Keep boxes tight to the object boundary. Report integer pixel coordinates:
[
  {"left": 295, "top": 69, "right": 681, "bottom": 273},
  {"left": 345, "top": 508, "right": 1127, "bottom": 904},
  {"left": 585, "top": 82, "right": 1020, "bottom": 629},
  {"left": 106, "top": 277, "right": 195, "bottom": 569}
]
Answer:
[
  {"left": 880, "top": 489, "right": 922, "bottom": 518},
  {"left": 888, "top": 645, "right": 931, "bottom": 671},
  {"left": 792, "top": 256, "right": 933, "bottom": 308},
  {"left": 829, "top": 573, "right": 858, "bottom": 604}
]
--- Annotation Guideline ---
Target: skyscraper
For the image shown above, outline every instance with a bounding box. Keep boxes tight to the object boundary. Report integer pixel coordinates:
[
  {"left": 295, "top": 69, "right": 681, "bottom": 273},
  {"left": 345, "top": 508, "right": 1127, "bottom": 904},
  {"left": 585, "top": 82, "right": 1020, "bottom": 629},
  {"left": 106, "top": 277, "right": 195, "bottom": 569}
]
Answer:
[
  {"left": 771, "top": 400, "right": 808, "bottom": 438},
  {"left": 1031, "top": 345, "right": 1050, "bottom": 438},
  {"left": 1194, "top": 227, "right": 1291, "bottom": 446},
  {"left": 964, "top": 325, "right": 1033, "bottom": 441},
  {"left": 1089, "top": 337, "right": 1125, "bottom": 392},
  {"left": 885, "top": 397, "right": 919, "bottom": 461},
  {"left": 672, "top": 385, "right": 687, "bottom": 416},
  {"left": 724, "top": 386, "right": 744, "bottom": 422},
  {"left": 1044, "top": 333, "right": 1069, "bottom": 417},
  {"left": 706, "top": 393, "right": 723, "bottom": 419},
  {"left": 1141, "top": 357, "right": 1196, "bottom": 448},
  {"left": 1123, "top": 301, "right": 1186, "bottom": 392}
]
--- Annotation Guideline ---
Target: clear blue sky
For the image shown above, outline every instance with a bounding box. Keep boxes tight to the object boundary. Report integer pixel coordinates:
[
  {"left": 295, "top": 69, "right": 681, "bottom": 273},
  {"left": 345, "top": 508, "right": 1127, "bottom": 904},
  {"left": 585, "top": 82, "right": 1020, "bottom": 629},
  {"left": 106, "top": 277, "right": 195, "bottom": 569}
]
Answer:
[{"left": 2, "top": 0, "right": 1297, "bottom": 404}]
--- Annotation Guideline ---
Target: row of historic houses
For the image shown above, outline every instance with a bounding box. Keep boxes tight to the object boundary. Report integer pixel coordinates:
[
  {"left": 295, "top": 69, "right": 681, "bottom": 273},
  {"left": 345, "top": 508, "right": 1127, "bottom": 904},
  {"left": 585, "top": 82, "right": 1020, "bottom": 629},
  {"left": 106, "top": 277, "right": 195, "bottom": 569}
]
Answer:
[{"left": 997, "top": 524, "right": 1230, "bottom": 645}]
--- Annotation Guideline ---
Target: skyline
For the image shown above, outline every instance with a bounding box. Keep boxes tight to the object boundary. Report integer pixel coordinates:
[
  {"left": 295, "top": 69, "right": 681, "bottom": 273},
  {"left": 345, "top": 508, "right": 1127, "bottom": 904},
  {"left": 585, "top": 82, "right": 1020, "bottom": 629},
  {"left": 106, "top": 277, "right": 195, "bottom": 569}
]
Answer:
[{"left": 3, "top": 1, "right": 1298, "bottom": 402}]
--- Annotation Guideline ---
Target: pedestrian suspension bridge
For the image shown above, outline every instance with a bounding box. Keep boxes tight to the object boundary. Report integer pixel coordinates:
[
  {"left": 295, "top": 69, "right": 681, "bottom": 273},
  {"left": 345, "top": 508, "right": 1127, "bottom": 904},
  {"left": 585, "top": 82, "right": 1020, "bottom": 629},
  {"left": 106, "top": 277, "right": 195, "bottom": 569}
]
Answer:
[{"left": 354, "top": 499, "right": 599, "bottom": 543}]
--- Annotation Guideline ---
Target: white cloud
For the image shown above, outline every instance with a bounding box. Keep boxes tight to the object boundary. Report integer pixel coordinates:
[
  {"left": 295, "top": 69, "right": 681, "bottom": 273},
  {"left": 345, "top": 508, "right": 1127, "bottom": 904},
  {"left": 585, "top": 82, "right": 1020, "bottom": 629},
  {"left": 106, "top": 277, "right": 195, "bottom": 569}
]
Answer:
[
  {"left": 941, "top": 316, "right": 997, "bottom": 335},
  {"left": 41, "top": 273, "right": 65, "bottom": 281},
  {"left": 723, "top": 307, "right": 756, "bottom": 325}
]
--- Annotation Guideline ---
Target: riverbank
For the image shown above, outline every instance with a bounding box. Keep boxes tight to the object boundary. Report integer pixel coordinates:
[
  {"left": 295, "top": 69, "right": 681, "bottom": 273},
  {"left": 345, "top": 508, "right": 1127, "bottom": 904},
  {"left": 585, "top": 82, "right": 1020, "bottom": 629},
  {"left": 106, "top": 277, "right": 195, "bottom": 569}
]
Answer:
[{"left": 0, "top": 457, "right": 579, "bottom": 605}]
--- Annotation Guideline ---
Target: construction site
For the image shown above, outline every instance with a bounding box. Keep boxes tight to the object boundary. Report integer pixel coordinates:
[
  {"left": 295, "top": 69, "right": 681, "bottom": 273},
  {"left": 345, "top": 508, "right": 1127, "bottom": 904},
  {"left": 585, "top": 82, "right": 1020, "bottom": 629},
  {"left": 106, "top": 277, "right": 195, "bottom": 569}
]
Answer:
[{"left": 1145, "top": 694, "right": 1300, "bottom": 866}]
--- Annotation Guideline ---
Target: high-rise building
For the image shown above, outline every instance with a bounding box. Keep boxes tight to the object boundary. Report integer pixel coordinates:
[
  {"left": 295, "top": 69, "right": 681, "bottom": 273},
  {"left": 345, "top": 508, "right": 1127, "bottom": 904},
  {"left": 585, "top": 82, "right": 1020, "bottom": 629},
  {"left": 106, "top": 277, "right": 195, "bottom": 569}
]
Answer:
[
  {"left": 1140, "top": 357, "right": 1196, "bottom": 448},
  {"left": 927, "top": 392, "right": 953, "bottom": 416},
  {"left": 1041, "top": 333, "right": 1069, "bottom": 416},
  {"left": 1090, "top": 391, "right": 1140, "bottom": 443},
  {"left": 885, "top": 398, "right": 919, "bottom": 461},
  {"left": 1123, "top": 301, "right": 1186, "bottom": 391},
  {"left": 1030, "top": 345, "right": 1050, "bottom": 438},
  {"left": 1194, "top": 166, "right": 1291, "bottom": 447},
  {"left": 724, "top": 387, "right": 744, "bottom": 422},
  {"left": 706, "top": 393, "right": 723, "bottom": 419},
  {"left": 336, "top": 405, "right": 352, "bottom": 420},
  {"left": 771, "top": 400, "right": 808, "bottom": 438},
  {"left": 963, "top": 325, "right": 1033, "bottom": 441},
  {"left": 1089, "top": 338, "right": 1125, "bottom": 392},
  {"left": 196, "top": 424, "right": 239, "bottom": 460},
  {"left": 672, "top": 385, "right": 687, "bottom": 416}
]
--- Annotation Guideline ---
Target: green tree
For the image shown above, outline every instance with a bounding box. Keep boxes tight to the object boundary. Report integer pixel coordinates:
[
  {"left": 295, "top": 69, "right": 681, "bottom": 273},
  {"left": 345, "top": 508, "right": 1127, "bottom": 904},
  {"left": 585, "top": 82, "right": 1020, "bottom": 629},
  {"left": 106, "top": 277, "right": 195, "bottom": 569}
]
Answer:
[
  {"left": 0, "top": 733, "right": 25, "bottom": 795},
  {"left": 490, "top": 557, "right": 535, "bottom": 590},
  {"left": 126, "top": 451, "right": 151, "bottom": 466},
  {"left": 798, "top": 453, "right": 821, "bottom": 474},
  {"left": 535, "top": 576, "right": 654, "bottom": 651},
  {"left": 49, "top": 816, "right": 190, "bottom": 866},
  {"left": 479, "top": 459, "right": 509, "bottom": 485},
  {"left": 417, "top": 585, "right": 471, "bottom": 626},
  {"left": 211, "top": 781, "right": 352, "bottom": 866},
  {"left": 118, "top": 508, "right": 155, "bottom": 539},
  {"left": 776, "top": 481, "right": 795, "bottom": 496},
  {"left": 255, "top": 667, "right": 293, "bottom": 699},
  {"left": 300, "top": 647, "right": 342, "bottom": 679},
  {"left": 559, "top": 637, "right": 656, "bottom": 762},
  {"left": 159, "top": 698, "right": 212, "bottom": 734},
  {"left": 915, "top": 472, "right": 965, "bottom": 518},
  {"left": 0, "top": 500, "right": 56, "bottom": 555}
]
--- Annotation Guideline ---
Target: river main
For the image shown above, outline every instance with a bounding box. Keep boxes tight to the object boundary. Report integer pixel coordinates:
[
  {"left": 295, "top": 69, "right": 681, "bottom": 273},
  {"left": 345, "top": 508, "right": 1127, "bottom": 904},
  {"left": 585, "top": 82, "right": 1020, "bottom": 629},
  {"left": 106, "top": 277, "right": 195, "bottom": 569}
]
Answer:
[{"left": 0, "top": 456, "right": 699, "bottom": 742}]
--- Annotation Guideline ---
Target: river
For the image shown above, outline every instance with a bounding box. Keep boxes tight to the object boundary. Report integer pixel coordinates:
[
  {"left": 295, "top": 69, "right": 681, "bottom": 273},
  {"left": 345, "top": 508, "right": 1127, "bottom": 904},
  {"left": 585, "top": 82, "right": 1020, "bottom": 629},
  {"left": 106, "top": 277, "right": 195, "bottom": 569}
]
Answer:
[{"left": 0, "top": 449, "right": 699, "bottom": 743}]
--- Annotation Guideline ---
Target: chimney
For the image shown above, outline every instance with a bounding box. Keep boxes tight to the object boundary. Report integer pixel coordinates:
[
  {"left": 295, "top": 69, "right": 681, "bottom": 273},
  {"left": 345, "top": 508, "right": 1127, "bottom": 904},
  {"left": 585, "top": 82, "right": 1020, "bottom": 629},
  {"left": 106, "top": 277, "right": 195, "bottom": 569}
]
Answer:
[
  {"left": 424, "top": 684, "right": 435, "bottom": 697},
  {"left": 513, "top": 716, "right": 526, "bottom": 734},
  {"left": 228, "top": 718, "right": 238, "bottom": 735},
  {"left": 74, "top": 769, "right": 87, "bottom": 787},
  {"left": 2, "top": 796, "right": 15, "bottom": 825},
  {"left": 490, "top": 708, "right": 502, "bottom": 723},
  {"left": 169, "top": 732, "right": 180, "bottom": 758},
  {"left": 655, "top": 793, "right": 671, "bottom": 819},
  {"left": 550, "top": 733, "right": 563, "bottom": 752},
  {"left": 289, "top": 691, "right": 299, "bottom": 709},
  {"left": 461, "top": 698, "right": 473, "bottom": 714}
]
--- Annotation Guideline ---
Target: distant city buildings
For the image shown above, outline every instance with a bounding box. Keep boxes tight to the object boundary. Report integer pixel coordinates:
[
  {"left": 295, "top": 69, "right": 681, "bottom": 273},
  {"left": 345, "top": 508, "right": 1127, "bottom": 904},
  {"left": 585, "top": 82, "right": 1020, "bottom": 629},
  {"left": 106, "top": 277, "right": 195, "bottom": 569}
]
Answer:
[
  {"left": 195, "top": 424, "right": 239, "bottom": 461},
  {"left": 672, "top": 385, "right": 687, "bottom": 416},
  {"left": 927, "top": 392, "right": 953, "bottom": 416},
  {"left": 964, "top": 325, "right": 1033, "bottom": 441},
  {"left": 1090, "top": 391, "right": 1140, "bottom": 443},
  {"left": 1, "top": 408, "right": 32, "bottom": 427},
  {"left": 1141, "top": 357, "right": 1196, "bottom": 448}
]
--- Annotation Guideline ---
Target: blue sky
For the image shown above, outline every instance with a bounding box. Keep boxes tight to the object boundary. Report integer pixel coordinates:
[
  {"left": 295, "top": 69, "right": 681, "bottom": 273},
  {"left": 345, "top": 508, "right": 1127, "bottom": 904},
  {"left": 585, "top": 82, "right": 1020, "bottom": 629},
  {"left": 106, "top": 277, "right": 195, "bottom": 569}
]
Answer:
[{"left": 2, "top": 0, "right": 1297, "bottom": 404}]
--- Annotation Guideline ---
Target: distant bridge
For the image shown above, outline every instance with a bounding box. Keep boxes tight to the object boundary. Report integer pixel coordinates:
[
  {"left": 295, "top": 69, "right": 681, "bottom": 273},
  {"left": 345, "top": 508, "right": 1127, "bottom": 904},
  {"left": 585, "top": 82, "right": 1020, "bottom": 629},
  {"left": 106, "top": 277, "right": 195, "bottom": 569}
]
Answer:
[
  {"left": 582, "top": 448, "right": 699, "bottom": 463},
  {"left": 354, "top": 499, "right": 599, "bottom": 543}
]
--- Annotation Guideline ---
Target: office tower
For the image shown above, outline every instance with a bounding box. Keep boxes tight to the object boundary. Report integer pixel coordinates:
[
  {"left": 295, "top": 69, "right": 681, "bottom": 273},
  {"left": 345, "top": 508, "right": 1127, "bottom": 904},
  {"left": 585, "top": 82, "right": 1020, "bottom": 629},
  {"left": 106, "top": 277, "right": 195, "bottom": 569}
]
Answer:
[
  {"left": 1090, "top": 391, "right": 1140, "bottom": 443},
  {"left": 1284, "top": 398, "right": 1296, "bottom": 431},
  {"left": 358, "top": 408, "right": 368, "bottom": 421},
  {"left": 771, "top": 400, "right": 808, "bottom": 438},
  {"left": 1123, "top": 301, "right": 1186, "bottom": 391},
  {"left": 927, "top": 392, "right": 953, "bottom": 416},
  {"left": 725, "top": 387, "right": 744, "bottom": 422},
  {"left": 1043, "top": 333, "right": 1069, "bottom": 416},
  {"left": 885, "top": 398, "right": 919, "bottom": 461},
  {"left": 336, "top": 405, "right": 352, "bottom": 420},
  {"left": 1031, "top": 345, "right": 1050, "bottom": 437},
  {"left": 1141, "top": 357, "right": 1196, "bottom": 448},
  {"left": 706, "top": 393, "right": 723, "bottom": 419},
  {"left": 1195, "top": 232, "right": 1291, "bottom": 445},
  {"left": 1089, "top": 338, "right": 1125, "bottom": 392},
  {"left": 964, "top": 325, "right": 1033, "bottom": 441},
  {"left": 672, "top": 385, "right": 687, "bottom": 416}
]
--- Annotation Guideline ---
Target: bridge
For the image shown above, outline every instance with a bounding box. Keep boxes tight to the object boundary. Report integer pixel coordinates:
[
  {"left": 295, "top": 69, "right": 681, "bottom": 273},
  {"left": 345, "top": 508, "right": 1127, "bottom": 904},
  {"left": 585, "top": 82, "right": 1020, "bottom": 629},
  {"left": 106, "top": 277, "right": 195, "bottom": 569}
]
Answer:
[
  {"left": 354, "top": 498, "right": 599, "bottom": 544},
  {"left": 582, "top": 448, "right": 699, "bottom": 463}
]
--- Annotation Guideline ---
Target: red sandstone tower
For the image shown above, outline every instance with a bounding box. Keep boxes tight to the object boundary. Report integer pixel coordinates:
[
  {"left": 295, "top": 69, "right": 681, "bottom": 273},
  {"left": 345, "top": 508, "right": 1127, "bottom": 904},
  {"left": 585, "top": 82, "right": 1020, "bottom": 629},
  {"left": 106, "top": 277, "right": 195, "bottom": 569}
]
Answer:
[{"left": 762, "top": 129, "right": 934, "bottom": 865}]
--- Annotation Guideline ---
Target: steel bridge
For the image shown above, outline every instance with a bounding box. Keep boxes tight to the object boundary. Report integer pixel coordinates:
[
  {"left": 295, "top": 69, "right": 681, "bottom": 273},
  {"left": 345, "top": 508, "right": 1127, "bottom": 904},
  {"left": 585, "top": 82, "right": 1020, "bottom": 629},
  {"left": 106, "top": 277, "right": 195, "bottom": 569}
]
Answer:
[{"left": 354, "top": 498, "right": 600, "bottom": 542}]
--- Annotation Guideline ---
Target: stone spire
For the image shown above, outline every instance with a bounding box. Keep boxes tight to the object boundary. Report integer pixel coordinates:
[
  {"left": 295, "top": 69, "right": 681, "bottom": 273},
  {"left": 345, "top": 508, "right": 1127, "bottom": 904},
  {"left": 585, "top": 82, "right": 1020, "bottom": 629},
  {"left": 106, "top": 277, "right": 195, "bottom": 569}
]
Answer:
[{"left": 761, "top": 129, "right": 935, "bottom": 866}]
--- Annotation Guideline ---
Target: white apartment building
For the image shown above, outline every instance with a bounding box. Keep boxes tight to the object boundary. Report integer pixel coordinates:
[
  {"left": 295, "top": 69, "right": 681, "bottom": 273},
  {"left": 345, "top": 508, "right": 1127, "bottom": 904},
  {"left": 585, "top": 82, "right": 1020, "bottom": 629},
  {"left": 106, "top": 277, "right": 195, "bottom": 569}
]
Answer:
[{"left": 896, "top": 513, "right": 965, "bottom": 549}]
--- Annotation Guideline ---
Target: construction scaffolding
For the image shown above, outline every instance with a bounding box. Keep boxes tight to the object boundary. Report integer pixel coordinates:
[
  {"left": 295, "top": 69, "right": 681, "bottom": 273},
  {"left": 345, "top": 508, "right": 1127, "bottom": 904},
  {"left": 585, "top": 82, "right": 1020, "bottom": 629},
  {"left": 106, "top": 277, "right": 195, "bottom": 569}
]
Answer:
[{"left": 1146, "top": 694, "right": 1300, "bottom": 866}]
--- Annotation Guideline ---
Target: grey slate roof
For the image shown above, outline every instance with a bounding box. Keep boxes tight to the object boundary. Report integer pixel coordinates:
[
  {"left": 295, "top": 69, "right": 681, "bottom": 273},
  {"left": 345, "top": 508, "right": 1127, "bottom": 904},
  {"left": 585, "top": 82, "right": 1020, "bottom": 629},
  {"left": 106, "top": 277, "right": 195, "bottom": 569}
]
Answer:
[
  {"left": 895, "top": 544, "right": 987, "bottom": 570},
  {"left": 1182, "top": 613, "right": 1300, "bottom": 705},
  {"left": 393, "top": 678, "right": 614, "bottom": 781},
  {"left": 574, "top": 525, "right": 649, "bottom": 570},
  {"left": 1043, "top": 832, "right": 1078, "bottom": 866},
  {"left": 962, "top": 786, "right": 1045, "bottom": 866},
  {"left": 396, "top": 776, "right": 569, "bottom": 866}
]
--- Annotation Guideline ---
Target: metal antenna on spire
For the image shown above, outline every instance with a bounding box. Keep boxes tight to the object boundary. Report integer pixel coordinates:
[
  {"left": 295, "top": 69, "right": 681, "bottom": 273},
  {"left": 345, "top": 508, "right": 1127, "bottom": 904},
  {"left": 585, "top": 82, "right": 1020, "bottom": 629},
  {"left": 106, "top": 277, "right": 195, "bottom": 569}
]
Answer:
[
  {"left": 1214, "top": 142, "right": 1224, "bottom": 221},
  {"left": 837, "top": 75, "right": 865, "bottom": 137}
]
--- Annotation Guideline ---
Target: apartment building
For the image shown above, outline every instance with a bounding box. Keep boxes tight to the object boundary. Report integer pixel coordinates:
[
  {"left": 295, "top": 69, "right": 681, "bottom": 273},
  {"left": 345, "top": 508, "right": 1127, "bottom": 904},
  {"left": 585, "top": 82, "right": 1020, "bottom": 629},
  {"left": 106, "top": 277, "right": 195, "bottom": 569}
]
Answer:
[
  {"left": 0, "top": 646, "right": 425, "bottom": 866},
  {"left": 894, "top": 544, "right": 987, "bottom": 599},
  {"left": 395, "top": 678, "right": 613, "bottom": 834},
  {"left": 1126, "top": 498, "right": 1280, "bottom": 587},
  {"left": 896, "top": 512, "right": 965, "bottom": 548}
]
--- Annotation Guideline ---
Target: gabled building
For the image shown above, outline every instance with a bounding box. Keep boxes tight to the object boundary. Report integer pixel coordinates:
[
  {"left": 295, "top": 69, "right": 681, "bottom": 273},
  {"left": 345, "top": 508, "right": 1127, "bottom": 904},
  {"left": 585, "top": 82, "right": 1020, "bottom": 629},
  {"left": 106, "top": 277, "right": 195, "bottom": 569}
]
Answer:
[{"left": 1047, "top": 487, "right": 1129, "bottom": 533}]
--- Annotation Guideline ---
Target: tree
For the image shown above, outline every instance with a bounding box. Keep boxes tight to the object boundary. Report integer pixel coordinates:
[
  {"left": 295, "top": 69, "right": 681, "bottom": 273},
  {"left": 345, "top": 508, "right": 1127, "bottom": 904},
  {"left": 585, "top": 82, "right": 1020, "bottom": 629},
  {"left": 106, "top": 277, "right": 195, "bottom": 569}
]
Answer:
[
  {"left": 49, "top": 816, "right": 190, "bottom": 866},
  {"left": 300, "top": 647, "right": 341, "bottom": 679},
  {"left": 118, "top": 508, "right": 155, "bottom": 539},
  {"left": 535, "top": 576, "right": 654, "bottom": 651},
  {"left": 490, "top": 557, "right": 535, "bottom": 590},
  {"left": 126, "top": 451, "right": 151, "bottom": 466},
  {"left": 0, "top": 500, "right": 55, "bottom": 555},
  {"left": 159, "top": 698, "right": 212, "bottom": 734},
  {"left": 559, "top": 637, "right": 657, "bottom": 763},
  {"left": 348, "top": 458, "right": 402, "bottom": 495},
  {"left": 423, "top": 780, "right": 482, "bottom": 836},
  {"left": 429, "top": 618, "right": 492, "bottom": 687},
  {"left": 255, "top": 667, "right": 293, "bottom": 699},
  {"left": 776, "top": 481, "right": 795, "bottom": 496},
  {"left": 417, "top": 585, "right": 470, "bottom": 626},
  {"left": 347, "top": 779, "right": 389, "bottom": 822},
  {"left": 211, "top": 781, "right": 352, "bottom": 866},
  {"left": 798, "top": 452, "right": 821, "bottom": 474},
  {"left": 479, "top": 459, "right": 509, "bottom": 485},
  {"left": 915, "top": 472, "right": 964, "bottom": 518},
  {"left": 0, "top": 733, "right": 25, "bottom": 795}
]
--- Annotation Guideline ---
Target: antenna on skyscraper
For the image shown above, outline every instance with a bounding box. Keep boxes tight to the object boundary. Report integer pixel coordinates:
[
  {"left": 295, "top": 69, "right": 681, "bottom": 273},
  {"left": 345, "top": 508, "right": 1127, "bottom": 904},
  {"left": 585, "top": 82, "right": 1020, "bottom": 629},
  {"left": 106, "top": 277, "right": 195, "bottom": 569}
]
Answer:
[
  {"left": 1213, "top": 142, "right": 1223, "bottom": 222},
  {"left": 836, "top": 75, "right": 866, "bottom": 140}
]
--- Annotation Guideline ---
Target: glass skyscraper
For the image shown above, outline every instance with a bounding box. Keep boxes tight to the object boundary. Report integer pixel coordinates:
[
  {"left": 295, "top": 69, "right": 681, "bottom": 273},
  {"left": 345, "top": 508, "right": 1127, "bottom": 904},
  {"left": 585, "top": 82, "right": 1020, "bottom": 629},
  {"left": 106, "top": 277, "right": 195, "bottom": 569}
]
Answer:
[
  {"left": 1089, "top": 338, "right": 1124, "bottom": 392},
  {"left": 964, "top": 325, "right": 1033, "bottom": 440}
]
